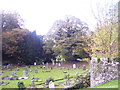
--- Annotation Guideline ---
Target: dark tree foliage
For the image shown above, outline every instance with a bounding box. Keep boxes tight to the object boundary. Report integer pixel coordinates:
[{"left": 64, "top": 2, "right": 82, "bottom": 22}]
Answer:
[{"left": 19, "top": 31, "right": 43, "bottom": 64}]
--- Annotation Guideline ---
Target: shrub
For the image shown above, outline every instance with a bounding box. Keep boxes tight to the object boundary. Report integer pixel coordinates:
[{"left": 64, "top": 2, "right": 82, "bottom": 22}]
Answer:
[{"left": 97, "top": 58, "right": 100, "bottom": 63}]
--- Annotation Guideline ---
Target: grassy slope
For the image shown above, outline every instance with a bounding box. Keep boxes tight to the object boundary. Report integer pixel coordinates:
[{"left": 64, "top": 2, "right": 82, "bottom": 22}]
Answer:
[{"left": 1, "top": 65, "right": 89, "bottom": 88}]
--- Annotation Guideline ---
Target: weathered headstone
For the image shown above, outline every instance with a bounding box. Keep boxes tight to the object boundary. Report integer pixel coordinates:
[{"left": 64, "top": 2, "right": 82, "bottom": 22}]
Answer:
[
  {"left": 73, "top": 64, "right": 76, "bottom": 69},
  {"left": 35, "top": 68, "right": 38, "bottom": 73}
]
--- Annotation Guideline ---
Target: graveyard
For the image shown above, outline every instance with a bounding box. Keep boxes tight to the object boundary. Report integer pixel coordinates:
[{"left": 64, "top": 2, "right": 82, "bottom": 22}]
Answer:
[
  {"left": 1, "top": 1, "right": 120, "bottom": 89},
  {"left": 1, "top": 62, "right": 90, "bottom": 88},
  {"left": 1, "top": 58, "right": 119, "bottom": 89}
]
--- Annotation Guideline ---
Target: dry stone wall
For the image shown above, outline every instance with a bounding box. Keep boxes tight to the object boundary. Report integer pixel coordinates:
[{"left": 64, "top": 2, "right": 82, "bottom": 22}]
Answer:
[{"left": 90, "top": 58, "right": 119, "bottom": 87}]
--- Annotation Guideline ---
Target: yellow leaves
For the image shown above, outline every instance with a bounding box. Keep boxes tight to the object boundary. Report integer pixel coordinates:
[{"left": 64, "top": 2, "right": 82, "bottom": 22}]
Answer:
[{"left": 90, "top": 26, "right": 118, "bottom": 58}]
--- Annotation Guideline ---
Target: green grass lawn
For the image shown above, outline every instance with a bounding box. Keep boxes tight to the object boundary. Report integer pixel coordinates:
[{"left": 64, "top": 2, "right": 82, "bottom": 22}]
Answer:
[
  {"left": 1, "top": 65, "right": 90, "bottom": 88},
  {"left": 92, "top": 79, "right": 119, "bottom": 88}
]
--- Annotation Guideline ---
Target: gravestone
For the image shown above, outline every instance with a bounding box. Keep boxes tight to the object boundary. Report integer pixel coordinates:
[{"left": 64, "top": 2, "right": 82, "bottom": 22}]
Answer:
[
  {"left": 31, "top": 79, "right": 36, "bottom": 88},
  {"left": 73, "top": 64, "right": 76, "bottom": 69},
  {"left": 35, "top": 68, "right": 38, "bottom": 73},
  {"left": 25, "top": 67, "right": 28, "bottom": 71},
  {"left": 10, "top": 76, "right": 18, "bottom": 80},
  {"left": 56, "top": 63, "right": 58, "bottom": 66},
  {"left": 76, "top": 72, "right": 79, "bottom": 75},
  {"left": 34, "top": 62, "right": 36, "bottom": 66},
  {"left": 46, "top": 62, "right": 48, "bottom": 69},
  {"left": 58, "top": 63, "right": 61, "bottom": 66},
  {"left": 83, "top": 65, "right": 86, "bottom": 70},
  {"left": 52, "top": 61, "right": 55, "bottom": 65},
  {"left": 19, "top": 71, "right": 28, "bottom": 79},
  {"left": 12, "top": 72, "right": 15, "bottom": 76},
  {"left": 42, "top": 62, "right": 44, "bottom": 65},
  {"left": 16, "top": 67, "right": 19, "bottom": 71},
  {"left": 49, "top": 81, "right": 55, "bottom": 89},
  {"left": 7, "top": 64, "right": 10, "bottom": 69},
  {"left": 65, "top": 80, "right": 70, "bottom": 86},
  {"left": 25, "top": 70, "right": 28, "bottom": 75},
  {"left": 22, "top": 71, "right": 27, "bottom": 78}
]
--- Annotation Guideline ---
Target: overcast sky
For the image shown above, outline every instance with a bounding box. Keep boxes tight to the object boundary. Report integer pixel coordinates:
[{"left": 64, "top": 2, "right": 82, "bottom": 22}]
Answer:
[{"left": 0, "top": 0, "right": 119, "bottom": 35}]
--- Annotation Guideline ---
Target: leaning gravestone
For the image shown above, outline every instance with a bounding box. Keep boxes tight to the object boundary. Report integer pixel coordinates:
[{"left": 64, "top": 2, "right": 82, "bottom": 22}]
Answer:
[{"left": 73, "top": 64, "right": 76, "bottom": 69}]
